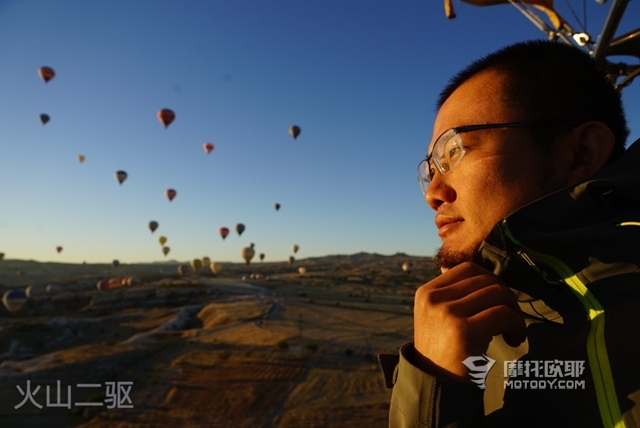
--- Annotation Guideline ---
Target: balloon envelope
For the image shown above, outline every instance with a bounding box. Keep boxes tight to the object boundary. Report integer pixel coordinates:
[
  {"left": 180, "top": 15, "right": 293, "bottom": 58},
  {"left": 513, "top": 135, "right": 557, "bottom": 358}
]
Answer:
[
  {"left": 402, "top": 262, "right": 413, "bottom": 273},
  {"left": 259, "top": 253, "right": 265, "bottom": 261},
  {"left": 274, "top": 203, "right": 280, "bottom": 211},
  {"left": 203, "top": 142, "right": 214, "bottom": 154},
  {"left": 235, "top": 223, "right": 245, "bottom": 236},
  {"left": 178, "top": 264, "right": 188, "bottom": 276},
  {"left": 39, "top": 114, "right": 50, "bottom": 125},
  {"left": 190, "top": 258, "right": 202, "bottom": 271},
  {"left": 77, "top": 155, "right": 85, "bottom": 163},
  {"left": 201, "top": 257, "right": 210, "bottom": 267},
  {"left": 292, "top": 245, "right": 299, "bottom": 254},
  {"left": 210, "top": 262, "right": 222, "bottom": 275},
  {"left": 162, "top": 246, "right": 170, "bottom": 256},
  {"left": 148, "top": 221, "right": 159, "bottom": 233},
  {"left": 158, "top": 109, "right": 175, "bottom": 128},
  {"left": 0, "top": 253, "right": 5, "bottom": 261},
  {"left": 56, "top": 246, "right": 63, "bottom": 253},
  {"left": 159, "top": 236, "right": 167, "bottom": 245},
  {"left": 298, "top": 267, "right": 307, "bottom": 275},
  {"left": 112, "top": 259, "right": 120, "bottom": 268},
  {"left": 241, "top": 247, "right": 255, "bottom": 265},
  {"left": 46, "top": 284, "right": 62, "bottom": 294},
  {"left": 219, "top": 227, "right": 229, "bottom": 240},
  {"left": 115, "top": 171, "right": 127, "bottom": 184},
  {"left": 289, "top": 125, "right": 301, "bottom": 139},
  {"left": 38, "top": 66, "right": 55, "bottom": 83},
  {"left": 165, "top": 189, "right": 177, "bottom": 201},
  {"left": 3, "top": 289, "right": 27, "bottom": 314},
  {"left": 287, "top": 256, "right": 295, "bottom": 265},
  {"left": 26, "top": 284, "right": 46, "bottom": 297}
]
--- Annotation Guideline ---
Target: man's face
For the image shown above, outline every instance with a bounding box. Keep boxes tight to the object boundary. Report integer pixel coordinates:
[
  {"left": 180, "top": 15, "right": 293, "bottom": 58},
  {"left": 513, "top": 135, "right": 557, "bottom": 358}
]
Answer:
[{"left": 426, "top": 70, "right": 562, "bottom": 269}]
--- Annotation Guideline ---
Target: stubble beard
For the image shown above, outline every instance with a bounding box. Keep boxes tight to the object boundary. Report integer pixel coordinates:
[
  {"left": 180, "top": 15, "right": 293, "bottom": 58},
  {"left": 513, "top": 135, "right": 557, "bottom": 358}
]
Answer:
[{"left": 434, "top": 246, "right": 482, "bottom": 270}]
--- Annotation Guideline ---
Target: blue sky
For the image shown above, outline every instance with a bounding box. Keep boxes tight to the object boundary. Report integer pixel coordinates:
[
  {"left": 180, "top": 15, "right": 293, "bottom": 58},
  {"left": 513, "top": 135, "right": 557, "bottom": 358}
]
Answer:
[{"left": 0, "top": 0, "right": 638, "bottom": 264}]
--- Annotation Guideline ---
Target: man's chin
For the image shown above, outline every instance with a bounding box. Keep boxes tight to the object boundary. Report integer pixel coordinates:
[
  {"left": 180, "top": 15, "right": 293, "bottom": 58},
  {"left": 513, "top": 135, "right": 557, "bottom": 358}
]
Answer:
[{"left": 434, "top": 246, "right": 480, "bottom": 270}]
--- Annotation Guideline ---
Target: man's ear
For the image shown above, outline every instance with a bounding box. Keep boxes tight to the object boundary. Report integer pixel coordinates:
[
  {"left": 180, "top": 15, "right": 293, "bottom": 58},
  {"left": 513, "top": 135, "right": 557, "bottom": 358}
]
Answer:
[{"left": 565, "top": 121, "right": 615, "bottom": 182}]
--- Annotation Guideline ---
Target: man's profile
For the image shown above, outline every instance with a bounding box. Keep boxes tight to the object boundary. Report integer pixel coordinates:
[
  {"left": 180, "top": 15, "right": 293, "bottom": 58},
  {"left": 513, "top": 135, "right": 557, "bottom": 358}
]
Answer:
[{"left": 381, "top": 40, "right": 640, "bottom": 427}]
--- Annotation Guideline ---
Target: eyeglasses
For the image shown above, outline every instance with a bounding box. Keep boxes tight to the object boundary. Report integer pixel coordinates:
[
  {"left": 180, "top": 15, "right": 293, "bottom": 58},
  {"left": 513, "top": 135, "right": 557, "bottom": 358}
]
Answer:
[{"left": 417, "top": 122, "right": 579, "bottom": 194}]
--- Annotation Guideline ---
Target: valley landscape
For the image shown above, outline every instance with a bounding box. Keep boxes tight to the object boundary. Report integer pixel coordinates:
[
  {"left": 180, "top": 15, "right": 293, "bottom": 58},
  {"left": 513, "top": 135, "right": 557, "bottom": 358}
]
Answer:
[{"left": 0, "top": 253, "right": 436, "bottom": 428}]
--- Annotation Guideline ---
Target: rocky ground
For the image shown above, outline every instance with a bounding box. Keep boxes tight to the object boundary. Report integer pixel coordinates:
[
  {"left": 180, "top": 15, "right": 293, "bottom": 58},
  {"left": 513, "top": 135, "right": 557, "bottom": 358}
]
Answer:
[{"left": 0, "top": 253, "right": 436, "bottom": 427}]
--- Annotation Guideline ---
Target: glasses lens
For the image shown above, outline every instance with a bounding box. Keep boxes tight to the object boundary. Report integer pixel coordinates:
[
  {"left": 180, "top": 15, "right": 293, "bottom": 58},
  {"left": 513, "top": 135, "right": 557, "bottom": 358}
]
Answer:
[
  {"left": 417, "top": 159, "right": 431, "bottom": 194},
  {"left": 433, "top": 129, "right": 464, "bottom": 174}
]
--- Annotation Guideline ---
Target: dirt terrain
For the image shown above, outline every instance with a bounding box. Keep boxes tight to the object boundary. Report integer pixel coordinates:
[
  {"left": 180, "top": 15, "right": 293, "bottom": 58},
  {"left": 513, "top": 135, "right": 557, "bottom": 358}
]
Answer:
[{"left": 0, "top": 253, "right": 436, "bottom": 427}]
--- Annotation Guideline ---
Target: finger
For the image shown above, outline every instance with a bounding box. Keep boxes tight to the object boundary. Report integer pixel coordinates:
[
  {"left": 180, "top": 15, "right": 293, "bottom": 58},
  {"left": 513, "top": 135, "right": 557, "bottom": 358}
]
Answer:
[
  {"left": 425, "top": 273, "right": 507, "bottom": 304},
  {"left": 467, "top": 305, "right": 527, "bottom": 347},
  {"left": 429, "top": 261, "right": 496, "bottom": 289},
  {"left": 449, "top": 282, "right": 521, "bottom": 317}
]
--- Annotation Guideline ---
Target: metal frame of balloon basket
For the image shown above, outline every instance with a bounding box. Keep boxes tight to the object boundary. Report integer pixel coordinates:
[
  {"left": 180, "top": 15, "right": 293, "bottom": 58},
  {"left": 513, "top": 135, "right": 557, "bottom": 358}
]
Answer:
[{"left": 507, "top": 0, "right": 640, "bottom": 91}]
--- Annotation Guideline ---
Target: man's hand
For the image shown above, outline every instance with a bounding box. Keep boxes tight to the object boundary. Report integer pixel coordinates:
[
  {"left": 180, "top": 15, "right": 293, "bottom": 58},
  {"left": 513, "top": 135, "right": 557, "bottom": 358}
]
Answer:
[{"left": 413, "top": 261, "right": 527, "bottom": 384}]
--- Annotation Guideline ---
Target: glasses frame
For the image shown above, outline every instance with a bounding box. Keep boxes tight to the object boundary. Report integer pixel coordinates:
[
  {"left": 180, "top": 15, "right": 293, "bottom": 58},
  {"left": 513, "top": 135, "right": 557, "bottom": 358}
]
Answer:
[{"left": 418, "top": 122, "right": 580, "bottom": 194}]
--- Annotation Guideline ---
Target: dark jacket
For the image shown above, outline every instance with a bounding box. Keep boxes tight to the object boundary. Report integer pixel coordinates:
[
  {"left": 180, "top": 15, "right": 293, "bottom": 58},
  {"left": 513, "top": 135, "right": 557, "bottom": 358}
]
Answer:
[{"left": 384, "top": 139, "right": 640, "bottom": 427}]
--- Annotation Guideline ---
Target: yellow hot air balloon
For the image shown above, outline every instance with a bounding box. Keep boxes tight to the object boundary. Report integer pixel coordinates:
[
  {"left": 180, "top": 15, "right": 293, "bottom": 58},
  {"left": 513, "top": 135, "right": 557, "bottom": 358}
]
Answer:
[
  {"left": 210, "top": 262, "right": 222, "bottom": 275},
  {"left": 159, "top": 236, "right": 167, "bottom": 246},
  {"left": 298, "top": 267, "right": 307, "bottom": 275},
  {"left": 190, "top": 258, "right": 202, "bottom": 271},
  {"left": 77, "top": 155, "right": 85, "bottom": 163},
  {"left": 241, "top": 246, "right": 255, "bottom": 265}
]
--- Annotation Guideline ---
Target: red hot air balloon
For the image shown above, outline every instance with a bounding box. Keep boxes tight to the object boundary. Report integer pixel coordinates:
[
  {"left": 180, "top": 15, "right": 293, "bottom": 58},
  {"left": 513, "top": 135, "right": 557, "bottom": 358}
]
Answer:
[
  {"left": 165, "top": 189, "right": 177, "bottom": 202},
  {"left": 157, "top": 109, "right": 175, "bottom": 128},
  {"left": 219, "top": 227, "right": 229, "bottom": 240},
  {"left": 38, "top": 66, "right": 55, "bottom": 83},
  {"left": 56, "top": 246, "right": 63, "bottom": 253},
  {"left": 203, "top": 142, "right": 214, "bottom": 154}
]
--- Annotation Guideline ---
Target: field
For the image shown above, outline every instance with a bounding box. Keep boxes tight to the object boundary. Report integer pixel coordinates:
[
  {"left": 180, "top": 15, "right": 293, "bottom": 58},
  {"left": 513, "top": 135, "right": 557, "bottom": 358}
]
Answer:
[{"left": 0, "top": 253, "right": 436, "bottom": 427}]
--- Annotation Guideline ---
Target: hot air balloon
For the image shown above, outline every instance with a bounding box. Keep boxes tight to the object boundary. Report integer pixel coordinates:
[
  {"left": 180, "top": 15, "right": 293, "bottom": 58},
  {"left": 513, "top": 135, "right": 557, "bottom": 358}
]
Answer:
[
  {"left": 157, "top": 109, "right": 175, "bottom": 128},
  {"left": 190, "top": 258, "right": 202, "bottom": 271},
  {"left": 259, "top": 253, "right": 265, "bottom": 261},
  {"left": 292, "top": 245, "right": 299, "bottom": 254},
  {"left": 0, "top": 253, "right": 4, "bottom": 261},
  {"left": 298, "top": 267, "right": 307, "bottom": 275},
  {"left": 96, "top": 280, "right": 110, "bottom": 291},
  {"left": 56, "top": 246, "right": 63, "bottom": 253},
  {"left": 402, "top": 261, "right": 413, "bottom": 273},
  {"left": 38, "top": 66, "right": 55, "bottom": 83},
  {"left": 46, "top": 284, "right": 62, "bottom": 294},
  {"left": 289, "top": 125, "right": 301, "bottom": 139},
  {"left": 235, "top": 223, "right": 245, "bottom": 236},
  {"left": 274, "top": 203, "right": 280, "bottom": 211},
  {"left": 201, "top": 257, "right": 210, "bottom": 267},
  {"left": 203, "top": 142, "right": 214, "bottom": 154},
  {"left": 165, "top": 189, "right": 177, "bottom": 202},
  {"left": 162, "top": 246, "right": 170, "bottom": 256},
  {"left": 25, "top": 284, "right": 46, "bottom": 298},
  {"left": 112, "top": 259, "right": 120, "bottom": 268},
  {"left": 178, "top": 264, "right": 188, "bottom": 276},
  {"left": 39, "top": 114, "right": 50, "bottom": 125},
  {"left": 108, "top": 278, "right": 121, "bottom": 289},
  {"left": 219, "top": 227, "right": 229, "bottom": 240},
  {"left": 148, "top": 221, "right": 159, "bottom": 233},
  {"left": 241, "top": 246, "right": 255, "bottom": 265},
  {"left": 159, "top": 236, "right": 167, "bottom": 246},
  {"left": 2, "top": 289, "right": 27, "bottom": 314},
  {"left": 287, "top": 256, "right": 295, "bottom": 265},
  {"left": 77, "top": 155, "right": 85, "bottom": 163},
  {"left": 210, "top": 262, "right": 222, "bottom": 275},
  {"left": 115, "top": 171, "right": 127, "bottom": 185}
]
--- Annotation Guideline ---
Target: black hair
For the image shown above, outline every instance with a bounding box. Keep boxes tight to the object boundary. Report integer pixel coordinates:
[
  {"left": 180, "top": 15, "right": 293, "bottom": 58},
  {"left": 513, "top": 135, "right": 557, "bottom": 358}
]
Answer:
[{"left": 437, "top": 40, "right": 629, "bottom": 162}]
